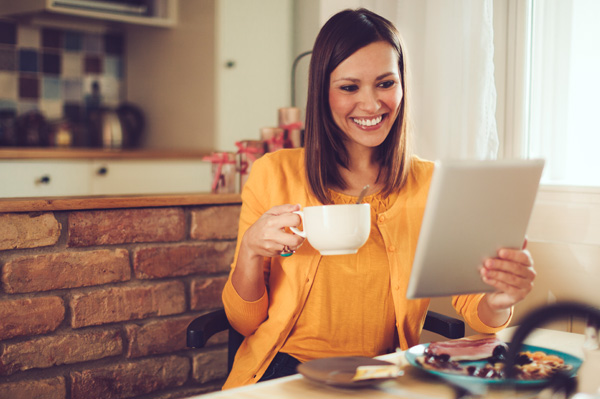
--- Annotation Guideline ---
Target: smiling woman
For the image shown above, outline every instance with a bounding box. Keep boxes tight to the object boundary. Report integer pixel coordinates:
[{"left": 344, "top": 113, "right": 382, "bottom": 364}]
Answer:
[{"left": 328, "top": 41, "right": 403, "bottom": 152}]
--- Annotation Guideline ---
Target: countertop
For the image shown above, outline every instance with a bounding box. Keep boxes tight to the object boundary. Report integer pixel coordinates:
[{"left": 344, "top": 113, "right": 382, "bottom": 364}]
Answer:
[
  {"left": 0, "top": 193, "right": 242, "bottom": 213},
  {"left": 0, "top": 147, "right": 210, "bottom": 160}
]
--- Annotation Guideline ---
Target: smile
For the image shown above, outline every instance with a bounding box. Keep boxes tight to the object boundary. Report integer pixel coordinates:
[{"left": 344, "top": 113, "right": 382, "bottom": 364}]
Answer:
[{"left": 352, "top": 115, "right": 384, "bottom": 127}]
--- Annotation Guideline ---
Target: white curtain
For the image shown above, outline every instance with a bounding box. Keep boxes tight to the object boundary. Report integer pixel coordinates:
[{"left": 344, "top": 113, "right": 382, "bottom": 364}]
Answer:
[{"left": 320, "top": 0, "right": 499, "bottom": 160}]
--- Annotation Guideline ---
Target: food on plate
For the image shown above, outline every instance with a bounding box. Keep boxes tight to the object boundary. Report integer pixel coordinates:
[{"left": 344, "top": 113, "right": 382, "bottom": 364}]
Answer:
[
  {"left": 425, "top": 337, "right": 508, "bottom": 361},
  {"left": 352, "top": 364, "right": 403, "bottom": 381},
  {"left": 416, "top": 338, "right": 573, "bottom": 381}
]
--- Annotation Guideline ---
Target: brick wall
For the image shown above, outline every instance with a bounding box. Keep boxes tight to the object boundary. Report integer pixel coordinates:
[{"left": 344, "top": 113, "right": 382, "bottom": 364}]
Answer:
[{"left": 0, "top": 204, "right": 241, "bottom": 399}]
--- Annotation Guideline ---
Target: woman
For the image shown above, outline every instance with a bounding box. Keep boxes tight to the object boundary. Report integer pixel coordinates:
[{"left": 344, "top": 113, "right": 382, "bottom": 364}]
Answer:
[{"left": 221, "top": 8, "right": 535, "bottom": 389}]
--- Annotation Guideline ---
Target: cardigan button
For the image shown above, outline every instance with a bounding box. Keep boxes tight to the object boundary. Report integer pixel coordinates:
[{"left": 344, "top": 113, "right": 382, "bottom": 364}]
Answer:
[
  {"left": 378, "top": 215, "right": 385, "bottom": 223},
  {"left": 388, "top": 245, "right": 396, "bottom": 252}
]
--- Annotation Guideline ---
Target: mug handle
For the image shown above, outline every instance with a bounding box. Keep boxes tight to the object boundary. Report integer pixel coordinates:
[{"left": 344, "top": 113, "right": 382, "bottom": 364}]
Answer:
[{"left": 289, "top": 210, "right": 306, "bottom": 238}]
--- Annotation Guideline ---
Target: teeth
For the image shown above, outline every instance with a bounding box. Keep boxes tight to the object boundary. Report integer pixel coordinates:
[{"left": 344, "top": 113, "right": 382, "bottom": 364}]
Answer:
[{"left": 353, "top": 115, "right": 383, "bottom": 127}]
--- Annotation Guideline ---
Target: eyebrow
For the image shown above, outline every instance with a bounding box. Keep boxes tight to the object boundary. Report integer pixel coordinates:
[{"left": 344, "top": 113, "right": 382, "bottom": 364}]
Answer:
[{"left": 332, "top": 72, "right": 398, "bottom": 83}]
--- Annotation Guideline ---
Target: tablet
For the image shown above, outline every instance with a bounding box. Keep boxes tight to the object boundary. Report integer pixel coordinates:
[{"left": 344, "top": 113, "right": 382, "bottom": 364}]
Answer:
[{"left": 406, "top": 158, "right": 545, "bottom": 299}]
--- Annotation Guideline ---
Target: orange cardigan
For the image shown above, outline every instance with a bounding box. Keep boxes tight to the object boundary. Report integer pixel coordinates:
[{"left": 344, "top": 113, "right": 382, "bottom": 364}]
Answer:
[{"left": 221, "top": 149, "right": 511, "bottom": 389}]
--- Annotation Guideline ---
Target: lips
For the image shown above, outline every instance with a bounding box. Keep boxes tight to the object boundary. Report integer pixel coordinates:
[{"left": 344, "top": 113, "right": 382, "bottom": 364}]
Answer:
[{"left": 352, "top": 114, "right": 384, "bottom": 127}]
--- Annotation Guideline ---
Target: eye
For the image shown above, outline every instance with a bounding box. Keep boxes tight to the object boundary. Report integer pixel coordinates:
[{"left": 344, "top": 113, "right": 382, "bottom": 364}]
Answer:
[
  {"left": 378, "top": 80, "right": 396, "bottom": 89},
  {"left": 340, "top": 85, "right": 358, "bottom": 92}
]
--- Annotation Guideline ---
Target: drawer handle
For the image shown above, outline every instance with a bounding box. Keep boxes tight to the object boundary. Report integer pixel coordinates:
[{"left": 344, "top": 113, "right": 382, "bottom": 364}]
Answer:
[
  {"left": 97, "top": 167, "right": 108, "bottom": 176},
  {"left": 36, "top": 175, "right": 51, "bottom": 184}
]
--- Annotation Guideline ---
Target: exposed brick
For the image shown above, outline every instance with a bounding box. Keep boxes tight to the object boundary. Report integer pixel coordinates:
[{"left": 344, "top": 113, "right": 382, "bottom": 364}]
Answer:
[
  {"left": 67, "top": 208, "right": 185, "bottom": 247},
  {"left": 125, "top": 315, "right": 197, "bottom": 358},
  {"left": 0, "top": 377, "right": 65, "bottom": 399},
  {"left": 192, "top": 349, "right": 228, "bottom": 384},
  {"left": 0, "top": 297, "right": 64, "bottom": 340},
  {"left": 70, "top": 355, "right": 189, "bottom": 399},
  {"left": 190, "top": 205, "right": 241, "bottom": 240},
  {"left": 190, "top": 277, "right": 227, "bottom": 311},
  {"left": 70, "top": 281, "right": 186, "bottom": 328},
  {"left": 133, "top": 242, "right": 235, "bottom": 279},
  {"left": 0, "top": 329, "right": 122, "bottom": 375},
  {"left": 0, "top": 212, "right": 61, "bottom": 251},
  {"left": 2, "top": 249, "right": 131, "bottom": 294}
]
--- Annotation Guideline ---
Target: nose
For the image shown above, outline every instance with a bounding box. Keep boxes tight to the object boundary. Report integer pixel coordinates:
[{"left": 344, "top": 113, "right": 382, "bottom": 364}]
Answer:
[{"left": 358, "top": 88, "right": 381, "bottom": 113}]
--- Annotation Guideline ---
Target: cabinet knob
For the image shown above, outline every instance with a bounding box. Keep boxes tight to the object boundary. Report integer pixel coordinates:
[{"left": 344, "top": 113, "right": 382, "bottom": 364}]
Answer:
[
  {"left": 97, "top": 166, "right": 108, "bottom": 176},
  {"left": 225, "top": 60, "right": 236, "bottom": 68},
  {"left": 36, "top": 175, "right": 51, "bottom": 184}
]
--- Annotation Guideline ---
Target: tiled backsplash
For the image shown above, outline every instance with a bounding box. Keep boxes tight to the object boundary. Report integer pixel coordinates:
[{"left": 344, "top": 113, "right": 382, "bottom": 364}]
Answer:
[{"left": 0, "top": 19, "right": 125, "bottom": 121}]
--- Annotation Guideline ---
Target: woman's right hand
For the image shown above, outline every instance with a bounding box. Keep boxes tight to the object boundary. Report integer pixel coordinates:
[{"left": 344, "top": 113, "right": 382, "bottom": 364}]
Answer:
[
  {"left": 232, "top": 204, "right": 305, "bottom": 301},
  {"left": 241, "top": 203, "right": 305, "bottom": 259}
]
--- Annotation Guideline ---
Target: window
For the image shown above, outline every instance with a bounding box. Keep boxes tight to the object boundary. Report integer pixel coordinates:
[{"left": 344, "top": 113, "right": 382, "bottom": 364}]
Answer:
[{"left": 527, "top": 0, "right": 600, "bottom": 187}]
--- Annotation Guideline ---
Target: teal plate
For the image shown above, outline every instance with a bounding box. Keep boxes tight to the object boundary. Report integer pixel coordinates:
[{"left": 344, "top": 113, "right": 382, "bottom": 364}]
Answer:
[{"left": 405, "top": 343, "right": 583, "bottom": 386}]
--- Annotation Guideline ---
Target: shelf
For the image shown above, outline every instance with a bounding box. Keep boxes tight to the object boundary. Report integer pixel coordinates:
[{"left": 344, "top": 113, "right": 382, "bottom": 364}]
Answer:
[{"left": 0, "top": 147, "right": 209, "bottom": 160}]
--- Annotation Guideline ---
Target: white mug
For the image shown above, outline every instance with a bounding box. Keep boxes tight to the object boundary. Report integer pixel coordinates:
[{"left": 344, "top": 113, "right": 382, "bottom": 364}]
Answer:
[{"left": 290, "top": 203, "right": 371, "bottom": 255}]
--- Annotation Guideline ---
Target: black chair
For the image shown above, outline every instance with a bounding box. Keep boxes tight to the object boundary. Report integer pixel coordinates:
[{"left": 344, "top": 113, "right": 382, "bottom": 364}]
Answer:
[{"left": 187, "top": 308, "right": 465, "bottom": 373}]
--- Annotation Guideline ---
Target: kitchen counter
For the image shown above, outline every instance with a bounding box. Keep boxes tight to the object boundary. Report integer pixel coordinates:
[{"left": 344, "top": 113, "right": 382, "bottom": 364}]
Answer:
[
  {"left": 0, "top": 147, "right": 210, "bottom": 160},
  {"left": 0, "top": 193, "right": 241, "bottom": 213}
]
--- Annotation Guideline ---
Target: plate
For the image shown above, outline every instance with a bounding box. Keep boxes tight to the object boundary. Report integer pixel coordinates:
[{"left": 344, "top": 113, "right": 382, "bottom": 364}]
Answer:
[
  {"left": 404, "top": 343, "right": 583, "bottom": 386},
  {"left": 297, "top": 356, "right": 398, "bottom": 388}
]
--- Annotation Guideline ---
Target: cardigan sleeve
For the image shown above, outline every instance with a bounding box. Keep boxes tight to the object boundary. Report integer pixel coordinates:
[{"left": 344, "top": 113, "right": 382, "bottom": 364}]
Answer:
[
  {"left": 452, "top": 293, "right": 513, "bottom": 334},
  {"left": 221, "top": 156, "right": 274, "bottom": 336}
]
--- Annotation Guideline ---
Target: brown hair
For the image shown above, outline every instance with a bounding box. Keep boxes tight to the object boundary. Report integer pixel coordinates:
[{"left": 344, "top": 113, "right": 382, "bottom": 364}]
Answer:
[{"left": 304, "top": 8, "right": 412, "bottom": 204}]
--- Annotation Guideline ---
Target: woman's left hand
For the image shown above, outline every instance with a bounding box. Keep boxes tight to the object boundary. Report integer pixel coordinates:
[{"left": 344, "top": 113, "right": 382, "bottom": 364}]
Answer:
[{"left": 480, "top": 240, "right": 536, "bottom": 311}]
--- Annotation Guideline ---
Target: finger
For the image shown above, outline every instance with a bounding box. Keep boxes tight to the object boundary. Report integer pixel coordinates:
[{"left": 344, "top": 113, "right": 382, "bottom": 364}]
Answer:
[
  {"left": 266, "top": 203, "right": 301, "bottom": 216},
  {"left": 495, "top": 248, "right": 533, "bottom": 266},
  {"left": 484, "top": 258, "right": 536, "bottom": 280},
  {"left": 522, "top": 236, "right": 528, "bottom": 250},
  {"left": 481, "top": 266, "right": 535, "bottom": 291}
]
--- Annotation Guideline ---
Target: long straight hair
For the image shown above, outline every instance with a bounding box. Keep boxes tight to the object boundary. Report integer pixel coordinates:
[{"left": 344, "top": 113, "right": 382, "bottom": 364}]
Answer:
[{"left": 304, "top": 8, "right": 413, "bottom": 204}]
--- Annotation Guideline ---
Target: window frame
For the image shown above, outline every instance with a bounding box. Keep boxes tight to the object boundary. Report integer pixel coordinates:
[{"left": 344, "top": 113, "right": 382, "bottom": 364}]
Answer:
[{"left": 494, "top": 0, "right": 600, "bottom": 243}]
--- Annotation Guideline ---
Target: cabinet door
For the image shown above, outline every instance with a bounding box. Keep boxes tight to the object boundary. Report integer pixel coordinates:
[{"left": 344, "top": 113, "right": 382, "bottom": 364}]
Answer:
[
  {"left": 216, "top": 0, "right": 293, "bottom": 151},
  {"left": 0, "top": 160, "right": 90, "bottom": 198},
  {"left": 90, "top": 160, "right": 213, "bottom": 195}
]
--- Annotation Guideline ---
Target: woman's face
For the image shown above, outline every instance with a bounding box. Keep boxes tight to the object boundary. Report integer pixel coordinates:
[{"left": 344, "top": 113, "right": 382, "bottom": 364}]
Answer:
[{"left": 328, "top": 41, "right": 403, "bottom": 151}]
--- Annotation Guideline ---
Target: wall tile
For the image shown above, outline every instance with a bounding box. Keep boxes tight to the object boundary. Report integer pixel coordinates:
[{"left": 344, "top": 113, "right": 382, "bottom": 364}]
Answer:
[
  {"left": 0, "top": 99, "right": 17, "bottom": 111},
  {"left": 39, "top": 99, "right": 63, "bottom": 119},
  {"left": 0, "top": 49, "right": 16, "bottom": 71},
  {"left": 42, "top": 28, "right": 62, "bottom": 49},
  {"left": 64, "top": 30, "right": 83, "bottom": 52},
  {"left": 19, "top": 75, "right": 39, "bottom": 99},
  {"left": 83, "top": 33, "right": 102, "bottom": 53},
  {"left": 104, "top": 33, "right": 124, "bottom": 55},
  {"left": 63, "top": 79, "right": 82, "bottom": 102},
  {"left": 104, "top": 56, "right": 122, "bottom": 79},
  {"left": 62, "top": 52, "right": 83, "bottom": 78},
  {"left": 18, "top": 49, "right": 38, "bottom": 72},
  {"left": 17, "top": 100, "right": 38, "bottom": 114},
  {"left": 42, "top": 52, "right": 61, "bottom": 75},
  {"left": 42, "top": 77, "right": 61, "bottom": 99},
  {"left": 17, "top": 25, "right": 40, "bottom": 48},
  {"left": 84, "top": 55, "right": 102, "bottom": 74},
  {"left": 1, "top": 22, "right": 124, "bottom": 128},
  {"left": 0, "top": 71, "right": 18, "bottom": 99},
  {"left": 0, "top": 20, "right": 16, "bottom": 45}
]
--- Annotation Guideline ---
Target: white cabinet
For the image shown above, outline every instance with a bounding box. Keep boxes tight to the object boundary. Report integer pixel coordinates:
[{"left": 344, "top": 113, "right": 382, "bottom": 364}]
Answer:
[
  {"left": 0, "top": 160, "right": 90, "bottom": 198},
  {"left": 126, "top": 0, "right": 293, "bottom": 153},
  {"left": 90, "top": 160, "right": 212, "bottom": 196},
  {"left": 0, "top": 159, "right": 212, "bottom": 198},
  {"left": 0, "top": 0, "right": 178, "bottom": 27},
  {"left": 214, "top": 0, "right": 293, "bottom": 152}
]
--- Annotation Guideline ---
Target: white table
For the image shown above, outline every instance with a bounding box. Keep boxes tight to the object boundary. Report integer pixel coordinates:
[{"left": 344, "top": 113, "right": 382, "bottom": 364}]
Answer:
[{"left": 192, "top": 328, "right": 586, "bottom": 399}]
